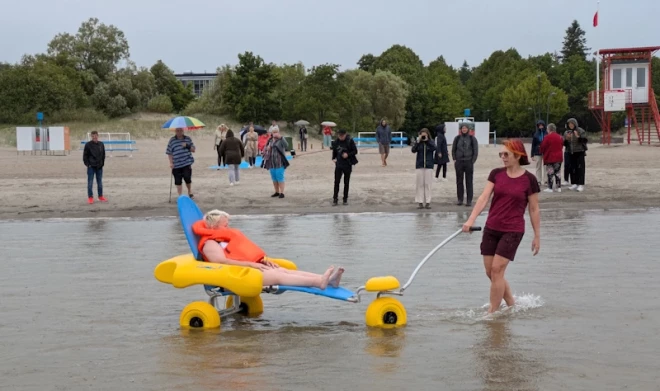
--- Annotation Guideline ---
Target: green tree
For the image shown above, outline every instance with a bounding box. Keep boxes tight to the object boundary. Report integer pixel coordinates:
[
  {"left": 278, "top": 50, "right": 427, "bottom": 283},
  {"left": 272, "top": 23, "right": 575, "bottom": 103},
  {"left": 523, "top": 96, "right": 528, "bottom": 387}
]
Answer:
[
  {"left": 500, "top": 73, "right": 569, "bottom": 133},
  {"left": 467, "top": 49, "right": 535, "bottom": 133},
  {"left": 370, "top": 70, "right": 409, "bottom": 130},
  {"left": 653, "top": 56, "right": 660, "bottom": 102},
  {"left": 150, "top": 60, "right": 195, "bottom": 112},
  {"left": 458, "top": 60, "right": 472, "bottom": 85},
  {"left": 336, "top": 69, "right": 375, "bottom": 132},
  {"left": 222, "top": 52, "right": 280, "bottom": 123},
  {"left": 561, "top": 20, "right": 590, "bottom": 61},
  {"left": 272, "top": 63, "right": 306, "bottom": 123},
  {"left": 425, "top": 57, "right": 472, "bottom": 125},
  {"left": 46, "top": 17, "right": 130, "bottom": 83},
  {"left": 357, "top": 54, "right": 377, "bottom": 73},
  {"left": 0, "top": 61, "right": 86, "bottom": 123},
  {"left": 553, "top": 55, "right": 596, "bottom": 121},
  {"left": 371, "top": 44, "right": 426, "bottom": 133},
  {"left": 296, "top": 63, "right": 341, "bottom": 133}
]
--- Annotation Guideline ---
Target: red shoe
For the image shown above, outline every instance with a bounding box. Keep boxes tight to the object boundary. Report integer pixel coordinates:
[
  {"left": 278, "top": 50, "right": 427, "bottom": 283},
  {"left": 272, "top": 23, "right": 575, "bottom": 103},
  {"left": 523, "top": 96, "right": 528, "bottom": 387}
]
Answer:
[
  {"left": 98, "top": 196, "right": 108, "bottom": 202},
  {"left": 88, "top": 197, "right": 94, "bottom": 204}
]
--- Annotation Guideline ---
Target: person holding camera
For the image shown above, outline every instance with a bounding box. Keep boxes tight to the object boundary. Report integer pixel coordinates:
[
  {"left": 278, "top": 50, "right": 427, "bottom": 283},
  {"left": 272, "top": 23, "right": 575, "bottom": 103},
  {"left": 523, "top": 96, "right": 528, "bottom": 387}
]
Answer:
[
  {"left": 331, "top": 129, "right": 358, "bottom": 206},
  {"left": 412, "top": 128, "right": 437, "bottom": 209}
]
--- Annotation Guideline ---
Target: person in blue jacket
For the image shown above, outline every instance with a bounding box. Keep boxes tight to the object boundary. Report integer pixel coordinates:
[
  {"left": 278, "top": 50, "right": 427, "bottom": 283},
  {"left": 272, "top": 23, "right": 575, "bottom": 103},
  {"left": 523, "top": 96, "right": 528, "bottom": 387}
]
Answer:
[
  {"left": 412, "top": 128, "right": 437, "bottom": 209},
  {"left": 530, "top": 120, "right": 548, "bottom": 186}
]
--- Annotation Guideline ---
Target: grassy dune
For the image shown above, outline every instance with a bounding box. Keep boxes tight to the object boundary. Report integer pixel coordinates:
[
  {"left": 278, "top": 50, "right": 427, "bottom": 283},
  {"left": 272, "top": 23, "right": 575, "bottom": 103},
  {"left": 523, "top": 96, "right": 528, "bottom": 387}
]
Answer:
[{"left": 0, "top": 113, "right": 254, "bottom": 146}]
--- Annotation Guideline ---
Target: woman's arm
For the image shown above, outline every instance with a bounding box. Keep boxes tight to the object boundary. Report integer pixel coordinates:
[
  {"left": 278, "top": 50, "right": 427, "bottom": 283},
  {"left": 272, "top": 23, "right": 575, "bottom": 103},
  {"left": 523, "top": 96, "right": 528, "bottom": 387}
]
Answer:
[
  {"left": 202, "top": 241, "right": 267, "bottom": 269},
  {"left": 464, "top": 181, "right": 495, "bottom": 228},
  {"left": 528, "top": 192, "right": 540, "bottom": 239}
]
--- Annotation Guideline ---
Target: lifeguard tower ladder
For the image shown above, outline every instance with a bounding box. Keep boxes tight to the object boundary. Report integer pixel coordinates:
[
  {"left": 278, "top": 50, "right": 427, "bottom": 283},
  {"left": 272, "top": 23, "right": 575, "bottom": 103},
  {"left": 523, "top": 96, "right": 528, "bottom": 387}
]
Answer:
[{"left": 588, "top": 46, "right": 660, "bottom": 145}]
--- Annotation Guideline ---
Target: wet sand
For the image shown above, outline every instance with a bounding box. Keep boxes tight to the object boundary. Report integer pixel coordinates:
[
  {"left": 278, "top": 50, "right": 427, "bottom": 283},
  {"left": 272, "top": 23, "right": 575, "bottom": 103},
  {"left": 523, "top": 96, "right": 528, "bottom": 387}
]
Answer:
[{"left": 1, "top": 135, "right": 659, "bottom": 221}]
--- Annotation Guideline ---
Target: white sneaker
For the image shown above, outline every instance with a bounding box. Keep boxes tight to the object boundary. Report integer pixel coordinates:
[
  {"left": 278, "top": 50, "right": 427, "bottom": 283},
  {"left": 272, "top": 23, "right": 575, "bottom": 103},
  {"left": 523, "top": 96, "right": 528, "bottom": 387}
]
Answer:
[
  {"left": 569, "top": 184, "right": 578, "bottom": 191},
  {"left": 230, "top": 182, "right": 234, "bottom": 186},
  {"left": 555, "top": 188, "right": 562, "bottom": 193},
  {"left": 577, "top": 185, "right": 584, "bottom": 192},
  {"left": 543, "top": 188, "right": 554, "bottom": 193}
]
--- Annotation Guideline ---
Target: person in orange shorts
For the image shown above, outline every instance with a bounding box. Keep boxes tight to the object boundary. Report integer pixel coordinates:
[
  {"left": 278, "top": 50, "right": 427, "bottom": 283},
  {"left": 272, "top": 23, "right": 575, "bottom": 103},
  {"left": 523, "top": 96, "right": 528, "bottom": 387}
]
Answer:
[{"left": 192, "top": 210, "right": 345, "bottom": 290}]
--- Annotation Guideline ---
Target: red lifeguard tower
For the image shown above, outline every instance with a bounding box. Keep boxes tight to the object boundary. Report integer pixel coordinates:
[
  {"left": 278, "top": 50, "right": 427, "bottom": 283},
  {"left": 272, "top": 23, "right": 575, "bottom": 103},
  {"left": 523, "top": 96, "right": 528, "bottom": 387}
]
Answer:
[{"left": 588, "top": 46, "right": 660, "bottom": 145}]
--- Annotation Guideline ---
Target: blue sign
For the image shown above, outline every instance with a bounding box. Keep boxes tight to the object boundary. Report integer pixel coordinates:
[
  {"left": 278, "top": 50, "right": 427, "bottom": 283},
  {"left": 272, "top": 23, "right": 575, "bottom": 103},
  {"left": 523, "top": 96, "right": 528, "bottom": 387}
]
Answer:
[
  {"left": 464, "top": 108, "right": 471, "bottom": 117},
  {"left": 36, "top": 112, "right": 44, "bottom": 121}
]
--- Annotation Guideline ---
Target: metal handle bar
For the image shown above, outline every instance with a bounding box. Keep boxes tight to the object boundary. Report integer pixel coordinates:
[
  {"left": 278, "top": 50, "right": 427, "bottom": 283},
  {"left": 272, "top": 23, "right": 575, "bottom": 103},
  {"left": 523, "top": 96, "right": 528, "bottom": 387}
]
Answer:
[{"left": 400, "top": 226, "right": 481, "bottom": 292}]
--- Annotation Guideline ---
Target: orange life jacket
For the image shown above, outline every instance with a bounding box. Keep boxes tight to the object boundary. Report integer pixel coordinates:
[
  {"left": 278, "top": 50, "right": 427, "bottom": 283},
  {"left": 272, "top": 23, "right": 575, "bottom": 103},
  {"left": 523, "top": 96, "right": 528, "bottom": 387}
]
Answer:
[{"left": 192, "top": 220, "right": 266, "bottom": 263}]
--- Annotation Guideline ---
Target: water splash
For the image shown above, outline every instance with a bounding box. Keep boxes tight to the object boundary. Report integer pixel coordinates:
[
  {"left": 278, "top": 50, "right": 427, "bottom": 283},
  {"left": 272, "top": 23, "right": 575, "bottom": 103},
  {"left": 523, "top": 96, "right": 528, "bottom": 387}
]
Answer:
[{"left": 434, "top": 293, "right": 545, "bottom": 325}]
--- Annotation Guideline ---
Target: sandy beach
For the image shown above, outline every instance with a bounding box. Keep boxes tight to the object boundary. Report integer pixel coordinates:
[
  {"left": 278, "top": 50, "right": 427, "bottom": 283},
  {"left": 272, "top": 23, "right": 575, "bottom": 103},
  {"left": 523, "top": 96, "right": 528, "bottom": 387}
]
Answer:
[{"left": 1, "top": 134, "right": 659, "bottom": 221}]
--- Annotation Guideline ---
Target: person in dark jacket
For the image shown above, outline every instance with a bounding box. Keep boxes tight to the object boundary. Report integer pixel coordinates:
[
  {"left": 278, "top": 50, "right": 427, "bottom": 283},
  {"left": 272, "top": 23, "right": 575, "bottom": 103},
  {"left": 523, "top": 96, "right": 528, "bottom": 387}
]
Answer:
[
  {"left": 299, "top": 125, "right": 308, "bottom": 152},
  {"left": 331, "top": 129, "right": 358, "bottom": 205},
  {"left": 530, "top": 119, "right": 548, "bottom": 186},
  {"left": 218, "top": 129, "right": 245, "bottom": 186},
  {"left": 412, "top": 128, "right": 437, "bottom": 209},
  {"left": 564, "top": 117, "right": 588, "bottom": 192},
  {"left": 451, "top": 122, "right": 479, "bottom": 206},
  {"left": 83, "top": 130, "right": 107, "bottom": 204},
  {"left": 375, "top": 118, "right": 392, "bottom": 167},
  {"left": 434, "top": 124, "right": 449, "bottom": 181}
]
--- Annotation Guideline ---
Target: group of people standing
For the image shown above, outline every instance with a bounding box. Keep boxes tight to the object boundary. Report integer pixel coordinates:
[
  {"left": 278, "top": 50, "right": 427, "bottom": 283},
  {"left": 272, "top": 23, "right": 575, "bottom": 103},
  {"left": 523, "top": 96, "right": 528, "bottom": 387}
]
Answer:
[
  {"left": 409, "top": 122, "right": 478, "bottom": 209},
  {"left": 530, "top": 118, "right": 588, "bottom": 193}
]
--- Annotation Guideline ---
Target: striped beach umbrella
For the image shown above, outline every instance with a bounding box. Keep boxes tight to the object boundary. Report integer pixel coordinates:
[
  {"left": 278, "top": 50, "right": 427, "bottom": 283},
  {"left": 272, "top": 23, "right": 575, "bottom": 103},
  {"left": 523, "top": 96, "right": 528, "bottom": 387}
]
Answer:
[{"left": 162, "top": 116, "right": 206, "bottom": 131}]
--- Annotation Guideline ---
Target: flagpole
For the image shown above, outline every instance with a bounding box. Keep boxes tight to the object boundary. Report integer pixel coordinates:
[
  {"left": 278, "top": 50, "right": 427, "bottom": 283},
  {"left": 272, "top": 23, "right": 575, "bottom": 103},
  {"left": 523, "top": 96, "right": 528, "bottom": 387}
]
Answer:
[{"left": 595, "top": 1, "right": 600, "bottom": 105}]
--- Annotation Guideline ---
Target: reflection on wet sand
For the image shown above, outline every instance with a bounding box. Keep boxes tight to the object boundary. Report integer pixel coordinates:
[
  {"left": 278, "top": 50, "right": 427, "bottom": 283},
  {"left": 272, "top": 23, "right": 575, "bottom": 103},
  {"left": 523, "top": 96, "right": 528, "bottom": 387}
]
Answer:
[
  {"left": 158, "top": 330, "right": 270, "bottom": 391},
  {"left": 364, "top": 327, "right": 406, "bottom": 374},
  {"left": 474, "top": 320, "right": 545, "bottom": 391}
]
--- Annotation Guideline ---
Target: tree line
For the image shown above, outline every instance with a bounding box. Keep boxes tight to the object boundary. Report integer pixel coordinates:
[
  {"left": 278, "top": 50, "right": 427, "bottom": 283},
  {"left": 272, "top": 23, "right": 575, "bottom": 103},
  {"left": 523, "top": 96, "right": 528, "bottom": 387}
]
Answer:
[{"left": 1, "top": 17, "right": 659, "bottom": 137}]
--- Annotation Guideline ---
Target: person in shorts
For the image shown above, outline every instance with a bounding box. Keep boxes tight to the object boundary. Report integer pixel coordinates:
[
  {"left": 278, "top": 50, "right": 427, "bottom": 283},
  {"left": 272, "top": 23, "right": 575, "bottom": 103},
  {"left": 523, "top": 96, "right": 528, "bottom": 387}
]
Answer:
[
  {"left": 375, "top": 118, "right": 392, "bottom": 167},
  {"left": 462, "top": 139, "right": 541, "bottom": 314},
  {"left": 166, "top": 127, "right": 196, "bottom": 198}
]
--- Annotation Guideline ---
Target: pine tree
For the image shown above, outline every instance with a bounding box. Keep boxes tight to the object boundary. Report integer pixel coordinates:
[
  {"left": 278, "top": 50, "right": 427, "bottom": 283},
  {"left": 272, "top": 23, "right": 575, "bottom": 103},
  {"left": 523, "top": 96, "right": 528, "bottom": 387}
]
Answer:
[
  {"left": 561, "top": 20, "right": 591, "bottom": 61},
  {"left": 459, "top": 60, "right": 472, "bottom": 85}
]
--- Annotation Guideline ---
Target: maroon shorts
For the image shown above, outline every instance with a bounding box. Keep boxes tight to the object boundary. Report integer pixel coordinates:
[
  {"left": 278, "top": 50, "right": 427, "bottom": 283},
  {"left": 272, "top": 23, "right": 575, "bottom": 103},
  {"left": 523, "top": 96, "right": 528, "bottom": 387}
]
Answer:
[{"left": 480, "top": 227, "right": 524, "bottom": 261}]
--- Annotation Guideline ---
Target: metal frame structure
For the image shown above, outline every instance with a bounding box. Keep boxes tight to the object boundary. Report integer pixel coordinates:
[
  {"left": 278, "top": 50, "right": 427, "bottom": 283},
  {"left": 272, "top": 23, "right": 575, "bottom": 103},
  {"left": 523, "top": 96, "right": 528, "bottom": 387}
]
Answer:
[
  {"left": 355, "top": 131, "right": 407, "bottom": 154},
  {"left": 588, "top": 46, "right": 660, "bottom": 145}
]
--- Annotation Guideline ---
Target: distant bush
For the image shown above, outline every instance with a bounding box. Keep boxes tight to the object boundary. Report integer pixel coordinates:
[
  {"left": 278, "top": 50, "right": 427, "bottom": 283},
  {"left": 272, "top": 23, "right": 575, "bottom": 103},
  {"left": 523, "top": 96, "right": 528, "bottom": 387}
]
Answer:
[{"left": 147, "top": 94, "right": 173, "bottom": 113}]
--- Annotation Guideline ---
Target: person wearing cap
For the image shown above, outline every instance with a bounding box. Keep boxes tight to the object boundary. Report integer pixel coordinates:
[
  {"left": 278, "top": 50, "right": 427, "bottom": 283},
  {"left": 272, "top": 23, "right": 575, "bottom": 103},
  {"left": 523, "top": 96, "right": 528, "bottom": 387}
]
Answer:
[
  {"left": 331, "top": 129, "right": 358, "bottom": 205},
  {"left": 451, "top": 122, "right": 479, "bottom": 206}
]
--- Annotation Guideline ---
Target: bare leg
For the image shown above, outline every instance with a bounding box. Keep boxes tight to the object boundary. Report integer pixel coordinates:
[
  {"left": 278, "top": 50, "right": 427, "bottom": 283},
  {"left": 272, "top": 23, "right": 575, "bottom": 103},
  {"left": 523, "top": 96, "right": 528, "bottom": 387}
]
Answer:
[
  {"left": 276, "top": 267, "right": 329, "bottom": 278},
  {"left": 186, "top": 183, "right": 192, "bottom": 195},
  {"left": 488, "top": 255, "right": 512, "bottom": 313},
  {"left": 278, "top": 182, "right": 285, "bottom": 194},
  {"left": 483, "top": 256, "right": 514, "bottom": 309},
  {"left": 262, "top": 266, "right": 334, "bottom": 289},
  {"left": 329, "top": 267, "right": 345, "bottom": 288},
  {"left": 176, "top": 185, "right": 183, "bottom": 195},
  {"left": 272, "top": 181, "right": 279, "bottom": 193}
]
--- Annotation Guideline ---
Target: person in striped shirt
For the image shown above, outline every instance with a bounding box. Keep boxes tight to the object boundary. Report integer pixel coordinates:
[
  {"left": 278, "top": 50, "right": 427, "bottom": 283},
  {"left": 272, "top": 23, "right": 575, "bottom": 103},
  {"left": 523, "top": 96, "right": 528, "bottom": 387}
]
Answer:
[{"left": 166, "top": 128, "right": 196, "bottom": 199}]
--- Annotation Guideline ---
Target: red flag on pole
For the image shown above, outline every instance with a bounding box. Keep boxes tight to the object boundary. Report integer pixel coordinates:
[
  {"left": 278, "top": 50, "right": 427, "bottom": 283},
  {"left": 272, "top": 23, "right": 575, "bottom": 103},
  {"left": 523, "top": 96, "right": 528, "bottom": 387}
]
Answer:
[{"left": 593, "top": 11, "right": 598, "bottom": 27}]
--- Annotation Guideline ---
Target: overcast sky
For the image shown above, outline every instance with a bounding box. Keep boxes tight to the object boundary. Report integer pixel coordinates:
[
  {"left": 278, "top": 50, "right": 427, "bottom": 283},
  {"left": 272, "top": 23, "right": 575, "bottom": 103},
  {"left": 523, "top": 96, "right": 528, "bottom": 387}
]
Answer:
[{"left": 1, "top": 0, "right": 658, "bottom": 73}]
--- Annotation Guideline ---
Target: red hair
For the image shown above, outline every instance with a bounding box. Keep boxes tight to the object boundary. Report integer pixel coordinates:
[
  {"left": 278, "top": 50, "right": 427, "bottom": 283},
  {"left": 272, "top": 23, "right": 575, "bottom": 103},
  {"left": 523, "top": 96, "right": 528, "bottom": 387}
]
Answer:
[{"left": 503, "top": 139, "right": 530, "bottom": 166}]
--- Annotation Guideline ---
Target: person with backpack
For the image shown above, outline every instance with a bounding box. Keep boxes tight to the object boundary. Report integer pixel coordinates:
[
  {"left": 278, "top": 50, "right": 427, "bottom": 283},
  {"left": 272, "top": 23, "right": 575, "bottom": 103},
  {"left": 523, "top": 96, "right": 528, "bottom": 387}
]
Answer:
[
  {"left": 331, "top": 129, "right": 358, "bottom": 205},
  {"left": 451, "top": 122, "right": 479, "bottom": 206}
]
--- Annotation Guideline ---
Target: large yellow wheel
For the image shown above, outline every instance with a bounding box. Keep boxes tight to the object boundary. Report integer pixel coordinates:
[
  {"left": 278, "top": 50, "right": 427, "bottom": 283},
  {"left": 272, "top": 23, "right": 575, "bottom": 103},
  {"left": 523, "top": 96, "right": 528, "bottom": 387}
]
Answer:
[
  {"left": 365, "top": 297, "right": 407, "bottom": 328},
  {"left": 226, "top": 295, "right": 264, "bottom": 317},
  {"left": 179, "top": 301, "right": 220, "bottom": 329}
]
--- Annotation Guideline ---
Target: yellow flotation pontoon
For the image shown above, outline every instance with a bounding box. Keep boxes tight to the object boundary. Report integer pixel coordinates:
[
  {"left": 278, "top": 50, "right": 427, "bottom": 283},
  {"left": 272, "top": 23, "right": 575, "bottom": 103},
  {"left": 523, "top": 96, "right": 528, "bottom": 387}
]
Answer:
[{"left": 154, "top": 195, "right": 480, "bottom": 330}]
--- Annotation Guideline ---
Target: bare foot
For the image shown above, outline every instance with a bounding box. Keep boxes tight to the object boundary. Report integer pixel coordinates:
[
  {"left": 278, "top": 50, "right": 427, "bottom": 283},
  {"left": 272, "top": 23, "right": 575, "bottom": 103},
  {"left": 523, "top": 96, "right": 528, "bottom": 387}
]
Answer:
[
  {"left": 328, "top": 267, "right": 345, "bottom": 288},
  {"left": 319, "top": 266, "right": 334, "bottom": 290}
]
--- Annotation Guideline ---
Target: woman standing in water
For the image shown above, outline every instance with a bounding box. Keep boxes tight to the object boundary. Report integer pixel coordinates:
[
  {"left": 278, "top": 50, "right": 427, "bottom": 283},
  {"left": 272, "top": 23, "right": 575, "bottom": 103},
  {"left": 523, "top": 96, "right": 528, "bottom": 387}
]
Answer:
[{"left": 462, "top": 139, "right": 541, "bottom": 314}]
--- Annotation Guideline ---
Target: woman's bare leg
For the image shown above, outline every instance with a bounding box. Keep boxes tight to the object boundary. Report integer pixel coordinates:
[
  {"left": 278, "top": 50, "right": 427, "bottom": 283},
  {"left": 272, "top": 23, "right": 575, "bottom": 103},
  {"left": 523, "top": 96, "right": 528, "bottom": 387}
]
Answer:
[
  {"left": 483, "top": 256, "right": 514, "bottom": 309},
  {"left": 262, "top": 267, "right": 334, "bottom": 289},
  {"left": 488, "top": 255, "right": 512, "bottom": 313}
]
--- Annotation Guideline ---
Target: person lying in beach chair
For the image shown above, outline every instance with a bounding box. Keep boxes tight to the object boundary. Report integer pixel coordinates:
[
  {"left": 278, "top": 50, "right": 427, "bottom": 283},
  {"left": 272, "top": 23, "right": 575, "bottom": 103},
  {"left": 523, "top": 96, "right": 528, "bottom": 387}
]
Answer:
[{"left": 192, "top": 210, "right": 345, "bottom": 290}]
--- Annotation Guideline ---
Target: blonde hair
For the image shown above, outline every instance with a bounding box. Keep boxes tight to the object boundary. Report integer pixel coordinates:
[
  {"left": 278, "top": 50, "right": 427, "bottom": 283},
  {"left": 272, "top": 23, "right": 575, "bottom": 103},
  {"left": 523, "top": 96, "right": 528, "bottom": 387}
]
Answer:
[
  {"left": 217, "top": 124, "right": 227, "bottom": 132},
  {"left": 204, "top": 209, "right": 230, "bottom": 228}
]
